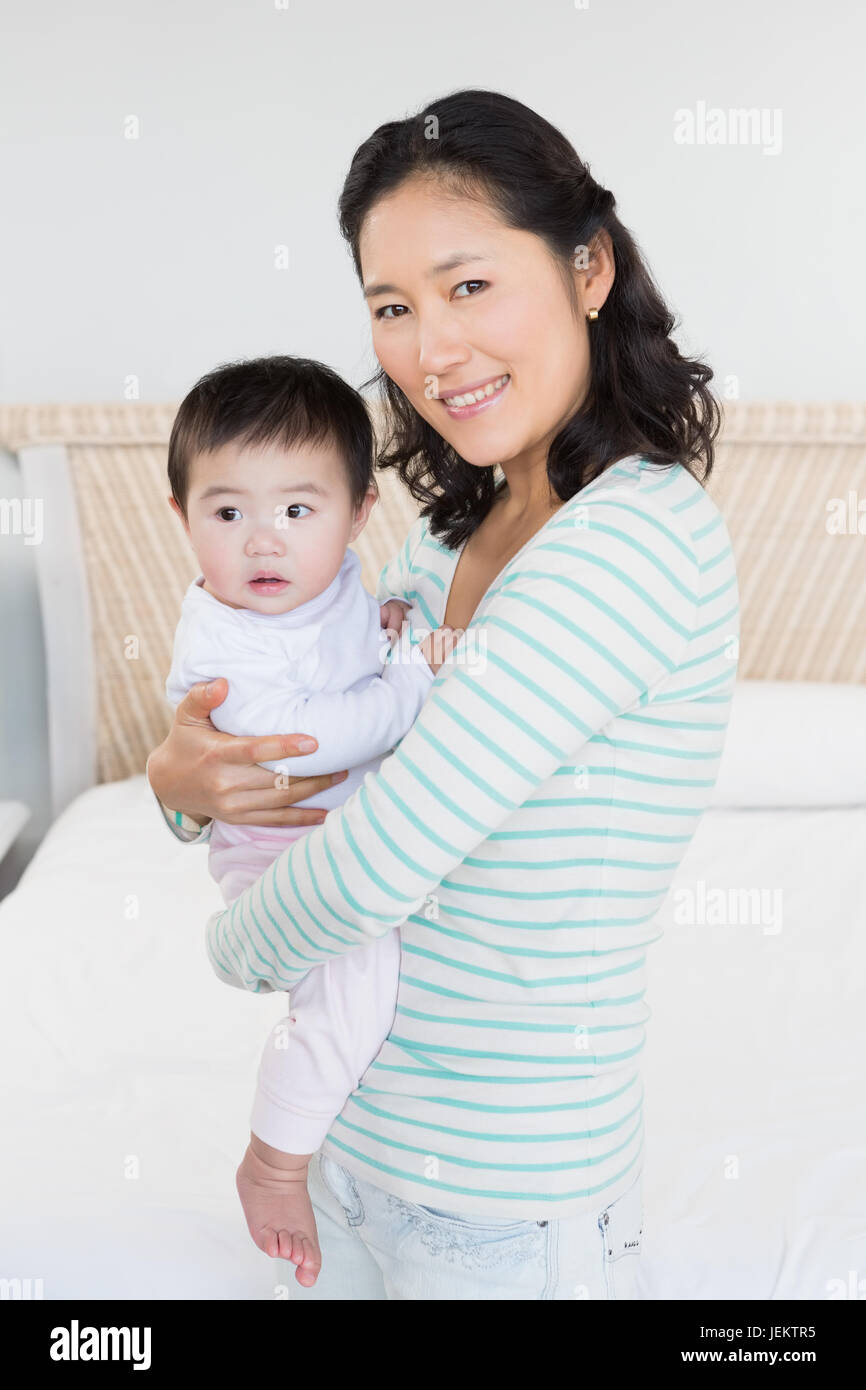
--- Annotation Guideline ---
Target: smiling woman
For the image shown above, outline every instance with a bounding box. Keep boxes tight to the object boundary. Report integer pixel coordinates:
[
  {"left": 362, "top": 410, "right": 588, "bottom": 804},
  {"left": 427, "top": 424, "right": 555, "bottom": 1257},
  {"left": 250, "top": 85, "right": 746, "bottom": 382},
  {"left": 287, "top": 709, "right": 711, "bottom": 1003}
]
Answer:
[
  {"left": 341, "top": 87, "right": 720, "bottom": 550},
  {"left": 149, "top": 87, "right": 737, "bottom": 1301}
]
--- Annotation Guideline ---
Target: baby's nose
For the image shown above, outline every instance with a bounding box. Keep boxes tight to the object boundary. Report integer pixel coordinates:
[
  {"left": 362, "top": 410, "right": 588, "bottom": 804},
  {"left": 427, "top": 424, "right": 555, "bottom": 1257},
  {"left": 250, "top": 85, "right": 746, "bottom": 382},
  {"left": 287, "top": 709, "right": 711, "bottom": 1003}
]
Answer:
[{"left": 246, "top": 527, "right": 286, "bottom": 554}]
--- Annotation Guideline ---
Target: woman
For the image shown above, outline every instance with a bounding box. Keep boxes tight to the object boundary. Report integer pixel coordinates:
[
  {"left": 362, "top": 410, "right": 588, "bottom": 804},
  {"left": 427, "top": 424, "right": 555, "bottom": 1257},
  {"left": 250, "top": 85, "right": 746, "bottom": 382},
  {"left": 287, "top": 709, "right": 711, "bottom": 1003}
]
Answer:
[{"left": 147, "top": 88, "right": 739, "bottom": 1300}]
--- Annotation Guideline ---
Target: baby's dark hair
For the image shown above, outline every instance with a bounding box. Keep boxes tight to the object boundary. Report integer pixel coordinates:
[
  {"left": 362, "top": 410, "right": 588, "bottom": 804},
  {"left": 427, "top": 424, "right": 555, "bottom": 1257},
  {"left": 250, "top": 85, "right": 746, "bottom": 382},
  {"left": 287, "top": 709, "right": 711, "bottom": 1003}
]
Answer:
[{"left": 167, "top": 355, "right": 375, "bottom": 518}]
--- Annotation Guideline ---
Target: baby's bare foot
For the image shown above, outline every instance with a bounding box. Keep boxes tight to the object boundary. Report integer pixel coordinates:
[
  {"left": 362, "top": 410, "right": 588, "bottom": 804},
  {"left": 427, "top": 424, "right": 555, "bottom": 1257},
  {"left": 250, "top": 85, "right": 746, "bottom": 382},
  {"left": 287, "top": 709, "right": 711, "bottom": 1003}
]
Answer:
[{"left": 236, "top": 1142, "right": 322, "bottom": 1287}]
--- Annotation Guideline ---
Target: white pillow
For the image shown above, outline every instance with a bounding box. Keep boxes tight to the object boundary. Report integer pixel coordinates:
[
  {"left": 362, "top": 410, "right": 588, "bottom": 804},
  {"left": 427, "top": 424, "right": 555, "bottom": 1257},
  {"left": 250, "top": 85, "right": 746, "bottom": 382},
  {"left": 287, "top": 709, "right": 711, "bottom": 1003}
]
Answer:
[{"left": 709, "top": 681, "right": 866, "bottom": 807}]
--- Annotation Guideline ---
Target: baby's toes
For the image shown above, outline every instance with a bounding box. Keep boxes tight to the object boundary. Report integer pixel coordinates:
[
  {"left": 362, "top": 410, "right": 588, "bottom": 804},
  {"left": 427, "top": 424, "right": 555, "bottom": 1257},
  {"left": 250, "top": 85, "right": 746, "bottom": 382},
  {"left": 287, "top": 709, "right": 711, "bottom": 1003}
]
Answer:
[
  {"left": 276, "top": 1228, "right": 297, "bottom": 1262},
  {"left": 258, "top": 1226, "right": 281, "bottom": 1259},
  {"left": 294, "top": 1235, "right": 322, "bottom": 1286}
]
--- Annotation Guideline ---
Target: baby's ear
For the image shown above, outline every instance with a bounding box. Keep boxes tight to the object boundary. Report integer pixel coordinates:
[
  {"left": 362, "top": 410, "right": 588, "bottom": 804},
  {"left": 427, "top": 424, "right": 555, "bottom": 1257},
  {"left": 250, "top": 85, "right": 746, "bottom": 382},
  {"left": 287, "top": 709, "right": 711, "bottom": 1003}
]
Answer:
[
  {"left": 168, "top": 495, "right": 190, "bottom": 532},
  {"left": 350, "top": 485, "right": 379, "bottom": 540}
]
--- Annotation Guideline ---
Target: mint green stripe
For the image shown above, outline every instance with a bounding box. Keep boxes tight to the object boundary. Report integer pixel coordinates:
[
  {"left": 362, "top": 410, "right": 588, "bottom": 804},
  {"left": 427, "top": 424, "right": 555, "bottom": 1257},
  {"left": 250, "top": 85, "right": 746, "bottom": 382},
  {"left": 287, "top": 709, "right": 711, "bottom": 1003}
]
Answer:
[
  {"left": 456, "top": 652, "right": 581, "bottom": 749},
  {"left": 619, "top": 712, "right": 728, "bottom": 731},
  {"left": 411, "top": 564, "right": 445, "bottom": 592},
  {"left": 400, "top": 940, "right": 650, "bottom": 987},
  {"left": 460, "top": 852, "right": 679, "bottom": 871},
  {"left": 565, "top": 735, "right": 721, "bottom": 757},
  {"left": 322, "top": 1130, "right": 645, "bottom": 1203},
  {"left": 659, "top": 669, "right": 735, "bottom": 700},
  {"left": 409, "top": 722, "right": 516, "bottom": 811},
  {"left": 408, "top": 902, "right": 666, "bottom": 936},
  {"left": 489, "top": 826, "right": 694, "bottom": 843},
  {"left": 327, "top": 1111, "right": 643, "bottom": 1179},
  {"left": 695, "top": 603, "right": 738, "bottom": 636},
  {"left": 348, "top": 1090, "right": 643, "bottom": 1141},
  {"left": 431, "top": 685, "right": 556, "bottom": 779},
  {"left": 532, "top": 524, "right": 697, "bottom": 601},
  {"left": 434, "top": 875, "right": 671, "bottom": 900},
  {"left": 357, "top": 1055, "right": 640, "bottom": 1112},
  {"left": 523, "top": 796, "right": 702, "bottom": 816},
  {"left": 693, "top": 515, "right": 723, "bottom": 539},
  {"left": 394, "top": 1004, "right": 642, "bottom": 1032},
  {"left": 404, "top": 915, "right": 655, "bottom": 953},
  {"left": 496, "top": 558, "right": 692, "bottom": 653},
  {"left": 703, "top": 574, "right": 737, "bottom": 603}
]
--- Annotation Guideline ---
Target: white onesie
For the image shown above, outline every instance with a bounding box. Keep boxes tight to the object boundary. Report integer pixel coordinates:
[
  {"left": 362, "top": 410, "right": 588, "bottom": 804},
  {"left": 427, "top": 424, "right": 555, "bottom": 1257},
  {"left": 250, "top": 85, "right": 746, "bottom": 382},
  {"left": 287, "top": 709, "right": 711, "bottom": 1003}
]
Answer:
[{"left": 165, "top": 547, "right": 434, "bottom": 1152}]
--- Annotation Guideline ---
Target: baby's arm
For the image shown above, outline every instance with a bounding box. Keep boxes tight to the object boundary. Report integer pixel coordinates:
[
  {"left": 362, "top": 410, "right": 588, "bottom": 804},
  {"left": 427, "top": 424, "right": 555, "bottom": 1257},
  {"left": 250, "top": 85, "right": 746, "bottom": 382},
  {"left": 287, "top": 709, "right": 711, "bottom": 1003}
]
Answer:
[
  {"left": 168, "top": 607, "right": 438, "bottom": 778},
  {"left": 208, "top": 640, "right": 436, "bottom": 777}
]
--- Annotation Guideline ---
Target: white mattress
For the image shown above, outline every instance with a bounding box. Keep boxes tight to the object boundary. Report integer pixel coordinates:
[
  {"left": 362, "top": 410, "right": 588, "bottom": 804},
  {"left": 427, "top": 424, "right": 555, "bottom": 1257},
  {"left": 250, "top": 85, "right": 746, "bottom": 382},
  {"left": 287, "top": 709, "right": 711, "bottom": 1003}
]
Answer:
[{"left": 0, "top": 774, "right": 863, "bottom": 1299}]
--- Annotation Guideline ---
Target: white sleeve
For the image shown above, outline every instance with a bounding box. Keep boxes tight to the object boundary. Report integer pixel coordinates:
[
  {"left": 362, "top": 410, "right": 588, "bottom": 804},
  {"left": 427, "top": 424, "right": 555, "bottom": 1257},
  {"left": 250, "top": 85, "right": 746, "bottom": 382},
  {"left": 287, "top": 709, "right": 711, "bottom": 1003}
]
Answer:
[
  {"left": 166, "top": 601, "right": 435, "bottom": 776},
  {"left": 201, "top": 643, "right": 436, "bottom": 778}
]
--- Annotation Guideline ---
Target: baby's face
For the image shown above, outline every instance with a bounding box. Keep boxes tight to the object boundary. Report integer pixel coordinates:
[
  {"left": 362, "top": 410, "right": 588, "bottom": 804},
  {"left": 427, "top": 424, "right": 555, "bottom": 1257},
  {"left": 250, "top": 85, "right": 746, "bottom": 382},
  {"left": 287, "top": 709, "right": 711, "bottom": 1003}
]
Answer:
[{"left": 174, "top": 437, "right": 375, "bottom": 613}]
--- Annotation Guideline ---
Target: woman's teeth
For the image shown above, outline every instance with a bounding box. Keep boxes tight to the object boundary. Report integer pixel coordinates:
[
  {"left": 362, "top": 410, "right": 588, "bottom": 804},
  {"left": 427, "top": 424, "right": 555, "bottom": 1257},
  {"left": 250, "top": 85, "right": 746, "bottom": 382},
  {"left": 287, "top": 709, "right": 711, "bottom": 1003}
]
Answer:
[{"left": 443, "top": 374, "right": 510, "bottom": 407}]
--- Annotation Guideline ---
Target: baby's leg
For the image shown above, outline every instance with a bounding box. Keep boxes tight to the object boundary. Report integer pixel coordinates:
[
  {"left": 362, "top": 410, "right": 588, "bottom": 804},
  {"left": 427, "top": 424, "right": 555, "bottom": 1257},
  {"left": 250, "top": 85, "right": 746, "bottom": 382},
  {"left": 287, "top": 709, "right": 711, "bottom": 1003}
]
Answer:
[
  {"left": 208, "top": 825, "right": 330, "bottom": 1278},
  {"left": 242, "top": 930, "right": 401, "bottom": 1285},
  {"left": 251, "top": 928, "right": 401, "bottom": 1150},
  {"left": 208, "top": 824, "right": 308, "bottom": 907}
]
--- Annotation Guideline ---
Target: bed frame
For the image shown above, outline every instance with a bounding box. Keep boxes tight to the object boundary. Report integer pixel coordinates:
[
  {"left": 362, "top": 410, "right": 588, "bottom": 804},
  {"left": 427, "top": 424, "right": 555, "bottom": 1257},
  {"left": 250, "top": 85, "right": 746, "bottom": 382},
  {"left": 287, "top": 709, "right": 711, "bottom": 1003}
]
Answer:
[{"left": 0, "top": 398, "right": 864, "bottom": 893}]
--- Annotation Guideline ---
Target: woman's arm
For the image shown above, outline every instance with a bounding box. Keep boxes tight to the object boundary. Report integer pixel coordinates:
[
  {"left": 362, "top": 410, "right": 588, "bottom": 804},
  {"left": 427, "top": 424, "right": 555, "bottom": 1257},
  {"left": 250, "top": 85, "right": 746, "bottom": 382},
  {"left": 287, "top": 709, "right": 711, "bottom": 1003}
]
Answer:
[
  {"left": 147, "top": 679, "right": 350, "bottom": 833},
  {"left": 205, "top": 493, "right": 707, "bottom": 993}
]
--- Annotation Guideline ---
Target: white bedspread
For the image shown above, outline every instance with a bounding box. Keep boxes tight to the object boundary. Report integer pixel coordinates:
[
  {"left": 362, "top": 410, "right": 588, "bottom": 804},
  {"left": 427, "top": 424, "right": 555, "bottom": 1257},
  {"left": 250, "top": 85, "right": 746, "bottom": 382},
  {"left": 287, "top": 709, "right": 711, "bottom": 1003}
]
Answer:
[{"left": 0, "top": 775, "right": 863, "bottom": 1300}]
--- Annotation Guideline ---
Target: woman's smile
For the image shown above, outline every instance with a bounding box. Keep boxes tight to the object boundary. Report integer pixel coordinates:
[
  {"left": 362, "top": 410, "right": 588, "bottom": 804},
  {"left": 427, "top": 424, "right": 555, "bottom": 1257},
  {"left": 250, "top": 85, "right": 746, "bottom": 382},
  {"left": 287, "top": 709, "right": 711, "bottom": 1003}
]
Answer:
[{"left": 438, "top": 372, "right": 511, "bottom": 419}]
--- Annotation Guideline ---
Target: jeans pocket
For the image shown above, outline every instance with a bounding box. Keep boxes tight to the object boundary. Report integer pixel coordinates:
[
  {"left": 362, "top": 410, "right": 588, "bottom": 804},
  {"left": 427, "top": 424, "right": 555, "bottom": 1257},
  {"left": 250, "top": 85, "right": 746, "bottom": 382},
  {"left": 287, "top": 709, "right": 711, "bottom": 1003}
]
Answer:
[
  {"left": 318, "top": 1154, "right": 365, "bottom": 1226},
  {"left": 412, "top": 1201, "right": 540, "bottom": 1234},
  {"left": 597, "top": 1172, "right": 644, "bottom": 1300}
]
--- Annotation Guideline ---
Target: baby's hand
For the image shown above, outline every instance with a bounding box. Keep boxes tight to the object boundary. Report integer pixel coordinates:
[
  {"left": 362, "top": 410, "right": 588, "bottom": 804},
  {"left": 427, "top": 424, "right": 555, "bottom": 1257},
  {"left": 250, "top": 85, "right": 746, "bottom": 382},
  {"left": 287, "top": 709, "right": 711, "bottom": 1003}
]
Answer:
[
  {"left": 379, "top": 599, "right": 412, "bottom": 645},
  {"left": 419, "top": 625, "right": 460, "bottom": 675},
  {"left": 236, "top": 1139, "right": 322, "bottom": 1288}
]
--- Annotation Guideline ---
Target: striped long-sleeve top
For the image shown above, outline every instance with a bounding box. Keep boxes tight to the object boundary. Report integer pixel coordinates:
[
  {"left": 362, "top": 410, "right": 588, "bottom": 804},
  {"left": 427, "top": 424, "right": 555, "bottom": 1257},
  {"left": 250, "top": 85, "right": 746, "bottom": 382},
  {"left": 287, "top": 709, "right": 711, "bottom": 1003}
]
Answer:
[{"left": 199, "top": 452, "right": 740, "bottom": 1219}]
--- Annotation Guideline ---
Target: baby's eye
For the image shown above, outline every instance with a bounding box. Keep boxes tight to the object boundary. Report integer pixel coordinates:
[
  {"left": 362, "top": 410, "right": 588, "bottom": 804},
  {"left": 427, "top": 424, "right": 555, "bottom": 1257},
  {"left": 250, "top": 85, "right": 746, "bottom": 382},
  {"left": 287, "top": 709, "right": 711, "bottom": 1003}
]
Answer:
[
  {"left": 282, "top": 504, "right": 312, "bottom": 519},
  {"left": 216, "top": 507, "right": 241, "bottom": 521}
]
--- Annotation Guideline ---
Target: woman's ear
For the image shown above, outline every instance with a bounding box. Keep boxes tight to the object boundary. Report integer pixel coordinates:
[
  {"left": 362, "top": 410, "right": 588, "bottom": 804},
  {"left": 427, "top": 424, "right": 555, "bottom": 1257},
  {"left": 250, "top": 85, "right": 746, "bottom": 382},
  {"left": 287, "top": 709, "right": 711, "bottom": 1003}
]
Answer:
[{"left": 574, "top": 228, "right": 615, "bottom": 316}]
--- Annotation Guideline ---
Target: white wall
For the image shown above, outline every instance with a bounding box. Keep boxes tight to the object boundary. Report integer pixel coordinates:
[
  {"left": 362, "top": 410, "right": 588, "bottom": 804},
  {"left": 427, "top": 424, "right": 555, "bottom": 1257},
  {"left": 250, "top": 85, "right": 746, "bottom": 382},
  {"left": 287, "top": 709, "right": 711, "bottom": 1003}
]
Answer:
[{"left": 1, "top": 0, "right": 863, "bottom": 403}]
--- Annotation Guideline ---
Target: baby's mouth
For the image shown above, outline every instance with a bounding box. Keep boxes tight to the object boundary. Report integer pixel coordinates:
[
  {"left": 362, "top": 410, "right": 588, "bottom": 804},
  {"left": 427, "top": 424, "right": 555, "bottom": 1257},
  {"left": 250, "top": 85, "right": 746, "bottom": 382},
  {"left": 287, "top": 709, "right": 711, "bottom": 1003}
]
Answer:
[{"left": 249, "top": 574, "right": 289, "bottom": 591}]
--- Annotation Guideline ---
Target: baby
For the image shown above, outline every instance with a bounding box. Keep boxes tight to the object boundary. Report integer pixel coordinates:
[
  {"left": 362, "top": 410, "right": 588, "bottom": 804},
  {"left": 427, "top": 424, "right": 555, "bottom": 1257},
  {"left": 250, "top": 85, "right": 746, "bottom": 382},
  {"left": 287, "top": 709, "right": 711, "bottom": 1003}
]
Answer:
[{"left": 163, "top": 355, "right": 456, "bottom": 1286}]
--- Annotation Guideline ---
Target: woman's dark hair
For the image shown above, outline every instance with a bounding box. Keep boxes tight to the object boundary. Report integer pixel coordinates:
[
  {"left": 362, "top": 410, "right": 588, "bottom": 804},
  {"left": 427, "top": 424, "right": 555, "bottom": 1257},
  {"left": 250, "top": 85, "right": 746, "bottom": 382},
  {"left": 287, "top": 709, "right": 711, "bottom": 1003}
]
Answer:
[
  {"left": 338, "top": 88, "right": 720, "bottom": 548},
  {"left": 167, "top": 355, "right": 374, "bottom": 518}
]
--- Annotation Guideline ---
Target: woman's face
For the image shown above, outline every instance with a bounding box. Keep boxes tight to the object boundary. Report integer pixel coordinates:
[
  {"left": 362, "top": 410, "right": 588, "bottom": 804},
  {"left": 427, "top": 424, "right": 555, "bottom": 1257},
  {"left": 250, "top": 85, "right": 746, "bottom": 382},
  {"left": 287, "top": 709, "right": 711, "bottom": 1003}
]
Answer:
[{"left": 360, "top": 176, "right": 612, "bottom": 481}]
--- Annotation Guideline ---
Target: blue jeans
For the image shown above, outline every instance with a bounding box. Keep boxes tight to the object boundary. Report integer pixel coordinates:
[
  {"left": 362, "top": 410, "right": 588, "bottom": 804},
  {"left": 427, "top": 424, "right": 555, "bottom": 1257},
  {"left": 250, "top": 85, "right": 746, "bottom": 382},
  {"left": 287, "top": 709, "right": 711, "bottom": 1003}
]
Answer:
[{"left": 285, "top": 1152, "right": 645, "bottom": 1300}]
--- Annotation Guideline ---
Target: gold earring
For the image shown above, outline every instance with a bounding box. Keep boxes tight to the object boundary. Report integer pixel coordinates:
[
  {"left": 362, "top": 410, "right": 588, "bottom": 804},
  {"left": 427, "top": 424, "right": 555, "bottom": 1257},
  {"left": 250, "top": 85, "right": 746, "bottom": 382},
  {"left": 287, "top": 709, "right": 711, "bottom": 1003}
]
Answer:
[{"left": 586, "top": 307, "right": 599, "bottom": 322}]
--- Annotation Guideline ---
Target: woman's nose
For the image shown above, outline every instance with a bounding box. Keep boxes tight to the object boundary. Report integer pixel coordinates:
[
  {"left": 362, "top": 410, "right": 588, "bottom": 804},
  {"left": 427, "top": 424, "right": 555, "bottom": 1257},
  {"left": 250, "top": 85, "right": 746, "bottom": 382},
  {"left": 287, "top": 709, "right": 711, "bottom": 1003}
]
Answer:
[{"left": 416, "top": 310, "right": 471, "bottom": 382}]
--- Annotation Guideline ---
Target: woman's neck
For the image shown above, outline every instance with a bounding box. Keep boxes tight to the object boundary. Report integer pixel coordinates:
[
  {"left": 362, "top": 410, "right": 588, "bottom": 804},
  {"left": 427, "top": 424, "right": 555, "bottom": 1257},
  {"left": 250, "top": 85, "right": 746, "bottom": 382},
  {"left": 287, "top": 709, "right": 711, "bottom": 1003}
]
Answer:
[{"left": 494, "top": 473, "right": 563, "bottom": 527}]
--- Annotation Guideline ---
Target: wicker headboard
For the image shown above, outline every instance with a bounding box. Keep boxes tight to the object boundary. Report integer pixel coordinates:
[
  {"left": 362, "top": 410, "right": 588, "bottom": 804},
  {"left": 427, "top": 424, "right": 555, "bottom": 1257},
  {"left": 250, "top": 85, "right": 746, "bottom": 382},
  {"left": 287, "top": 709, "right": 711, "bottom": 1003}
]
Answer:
[{"left": 1, "top": 399, "right": 864, "bottom": 813}]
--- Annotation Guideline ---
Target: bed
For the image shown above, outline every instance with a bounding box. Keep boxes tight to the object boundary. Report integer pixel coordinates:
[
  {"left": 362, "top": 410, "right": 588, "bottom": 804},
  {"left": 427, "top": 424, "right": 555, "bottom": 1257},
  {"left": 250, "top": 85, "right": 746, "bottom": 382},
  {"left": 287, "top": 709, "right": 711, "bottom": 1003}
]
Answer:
[{"left": 0, "top": 400, "right": 864, "bottom": 1300}]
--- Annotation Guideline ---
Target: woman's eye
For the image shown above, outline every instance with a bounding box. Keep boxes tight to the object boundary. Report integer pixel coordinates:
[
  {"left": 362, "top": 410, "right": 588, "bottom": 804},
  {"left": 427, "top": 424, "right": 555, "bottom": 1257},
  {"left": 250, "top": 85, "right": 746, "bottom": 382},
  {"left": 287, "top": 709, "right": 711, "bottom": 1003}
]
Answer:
[
  {"left": 374, "top": 303, "right": 407, "bottom": 321},
  {"left": 453, "top": 279, "right": 487, "bottom": 298},
  {"left": 373, "top": 280, "right": 486, "bottom": 321},
  {"left": 216, "top": 507, "right": 240, "bottom": 521}
]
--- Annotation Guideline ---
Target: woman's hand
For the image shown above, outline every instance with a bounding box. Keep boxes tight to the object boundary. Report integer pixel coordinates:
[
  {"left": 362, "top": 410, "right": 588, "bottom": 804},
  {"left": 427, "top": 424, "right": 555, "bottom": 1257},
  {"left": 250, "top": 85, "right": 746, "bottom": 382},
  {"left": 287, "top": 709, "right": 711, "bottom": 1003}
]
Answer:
[
  {"left": 419, "top": 625, "right": 460, "bottom": 675},
  {"left": 147, "top": 677, "right": 348, "bottom": 828}
]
